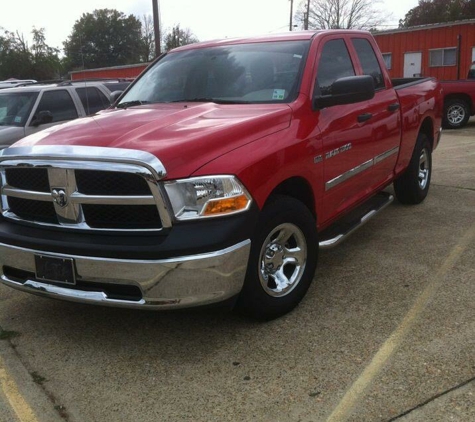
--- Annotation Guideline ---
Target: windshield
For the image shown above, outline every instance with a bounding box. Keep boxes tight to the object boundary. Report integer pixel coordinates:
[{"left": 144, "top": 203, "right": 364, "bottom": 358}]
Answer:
[
  {"left": 118, "top": 41, "right": 310, "bottom": 106},
  {"left": 0, "top": 91, "right": 39, "bottom": 127}
]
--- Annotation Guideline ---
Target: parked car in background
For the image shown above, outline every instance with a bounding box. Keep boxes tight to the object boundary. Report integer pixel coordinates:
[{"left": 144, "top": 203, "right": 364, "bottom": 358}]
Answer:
[
  {"left": 0, "top": 79, "right": 37, "bottom": 90},
  {"left": 0, "top": 81, "right": 119, "bottom": 149},
  {"left": 440, "top": 76, "right": 475, "bottom": 129}
]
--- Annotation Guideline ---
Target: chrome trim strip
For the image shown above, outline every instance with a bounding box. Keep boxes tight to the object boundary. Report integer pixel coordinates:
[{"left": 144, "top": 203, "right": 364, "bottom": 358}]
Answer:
[
  {"left": 69, "top": 193, "right": 156, "bottom": 205},
  {"left": 325, "top": 159, "right": 373, "bottom": 191},
  {"left": 374, "top": 146, "right": 399, "bottom": 165},
  {"left": 0, "top": 146, "right": 167, "bottom": 180},
  {"left": 2, "top": 186, "right": 156, "bottom": 205},
  {"left": 0, "top": 240, "right": 251, "bottom": 310},
  {"left": 2, "top": 186, "right": 52, "bottom": 202},
  {"left": 325, "top": 146, "right": 401, "bottom": 191}
]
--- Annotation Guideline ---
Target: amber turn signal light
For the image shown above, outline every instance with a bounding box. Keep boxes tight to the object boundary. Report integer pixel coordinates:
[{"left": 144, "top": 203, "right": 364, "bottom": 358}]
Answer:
[{"left": 202, "top": 194, "right": 250, "bottom": 216}]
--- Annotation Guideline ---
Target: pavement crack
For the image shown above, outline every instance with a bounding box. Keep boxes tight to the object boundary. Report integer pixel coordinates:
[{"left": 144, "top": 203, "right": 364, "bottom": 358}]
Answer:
[
  {"left": 387, "top": 376, "right": 475, "bottom": 421},
  {"left": 0, "top": 324, "right": 71, "bottom": 421},
  {"left": 432, "top": 183, "right": 475, "bottom": 192}
]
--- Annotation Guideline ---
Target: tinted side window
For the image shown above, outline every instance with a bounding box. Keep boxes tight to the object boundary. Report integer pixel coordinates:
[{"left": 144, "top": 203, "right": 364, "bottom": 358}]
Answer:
[
  {"left": 352, "top": 38, "right": 385, "bottom": 89},
  {"left": 34, "top": 90, "right": 78, "bottom": 123},
  {"left": 75, "top": 87, "right": 110, "bottom": 115},
  {"left": 317, "top": 39, "right": 355, "bottom": 96}
]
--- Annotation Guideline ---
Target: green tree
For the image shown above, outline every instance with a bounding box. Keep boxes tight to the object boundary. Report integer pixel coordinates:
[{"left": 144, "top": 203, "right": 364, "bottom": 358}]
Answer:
[
  {"left": 0, "top": 29, "right": 31, "bottom": 79},
  {"left": 164, "top": 25, "right": 198, "bottom": 52},
  {"left": 399, "top": 0, "right": 475, "bottom": 27},
  {"left": 140, "top": 14, "right": 157, "bottom": 62},
  {"left": 0, "top": 27, "right": 60, "bottom": 80},
  {"left": 63, "top": 9, "right": 143, "bottom": 70},
  {"left": 295, "top": 0, "right": 388, "bottom": 30},
  {"left": 31, "top": 28, "right": 62, "bottom": 80}
]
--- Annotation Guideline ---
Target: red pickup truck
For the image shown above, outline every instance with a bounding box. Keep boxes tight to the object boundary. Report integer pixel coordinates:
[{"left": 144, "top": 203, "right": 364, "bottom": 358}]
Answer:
[
  {"left": 440, "top": 74, "right": 475, "bottom": 129},
  {"left": 0, "top": 31, "right": 442, "bottom": 319}
]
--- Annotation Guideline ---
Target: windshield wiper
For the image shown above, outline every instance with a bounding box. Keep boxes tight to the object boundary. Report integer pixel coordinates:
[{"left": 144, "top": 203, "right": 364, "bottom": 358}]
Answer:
[
  {"left": 116, "top": 100, "right": 150, "bottom": 109},
  {"left": 170, "top": 98, "right": 251, "bottom": 104}
]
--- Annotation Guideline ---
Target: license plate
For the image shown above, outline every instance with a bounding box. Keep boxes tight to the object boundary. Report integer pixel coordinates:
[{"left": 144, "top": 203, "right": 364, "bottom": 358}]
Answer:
[{"left": 35, "top": 255, "right": 76, "bottom": 285}]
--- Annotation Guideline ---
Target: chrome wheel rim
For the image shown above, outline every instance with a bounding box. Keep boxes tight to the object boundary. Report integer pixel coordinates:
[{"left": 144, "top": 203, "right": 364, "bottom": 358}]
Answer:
[
  {"left": 418, "top": 148, "right": 430, "bottom": 190},
  {"left": 447, "top": 104, "right": 465, "bottom": 125},
  {"left": 258, "top": 223, "right": 307, "bottom": 297}
]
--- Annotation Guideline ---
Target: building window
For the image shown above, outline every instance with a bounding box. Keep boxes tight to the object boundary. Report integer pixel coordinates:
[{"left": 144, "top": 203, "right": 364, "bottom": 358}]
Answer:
[
  {"left": 429, "top": 48, "right": 457, "bottom": 67},
  {"left": 382, "top": 53, "right": 392, "bottom": 70}
]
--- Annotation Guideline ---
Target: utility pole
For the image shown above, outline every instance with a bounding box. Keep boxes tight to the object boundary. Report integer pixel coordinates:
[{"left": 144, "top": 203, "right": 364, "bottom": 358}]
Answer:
[
  {"left": 289, "top": 0, "right": 294, "bottom": 31},
  {"left": 152, "top": 0, "right": 161, "bottom": 56},
  {"left": 304, "top": 0, "right": 311, "bottom": 30}
]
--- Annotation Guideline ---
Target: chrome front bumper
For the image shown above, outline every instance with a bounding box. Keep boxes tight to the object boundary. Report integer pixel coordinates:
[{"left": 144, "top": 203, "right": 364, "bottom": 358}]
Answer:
[{"left": 0, "top": 240, "right": 251, "bottom": 309}]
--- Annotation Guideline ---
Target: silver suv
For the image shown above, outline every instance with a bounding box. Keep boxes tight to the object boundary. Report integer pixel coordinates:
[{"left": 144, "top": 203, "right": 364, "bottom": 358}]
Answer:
[{"left": 0, "top": 81, "right": 114, "bottom": 149}]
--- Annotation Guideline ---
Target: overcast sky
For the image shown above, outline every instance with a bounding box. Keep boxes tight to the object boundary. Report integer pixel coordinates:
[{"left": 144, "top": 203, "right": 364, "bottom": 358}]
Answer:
[{"left": 2, "top": 0, "right": 419, "bottom": 50}]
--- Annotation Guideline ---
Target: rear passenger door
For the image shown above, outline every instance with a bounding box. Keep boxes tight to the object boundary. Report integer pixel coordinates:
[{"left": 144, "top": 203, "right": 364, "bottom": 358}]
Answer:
[
  {"left": 75, "top": 87, "right": 111, "bottom": 115},
  {"left": 315, "top": 35, "right": 377, "bottom": 223},
  {"left": 25, "top": 90, "right": 80, "bottom": 137},
  {"left": 349, "top": 37, "right": 401, "bottom": 188}
]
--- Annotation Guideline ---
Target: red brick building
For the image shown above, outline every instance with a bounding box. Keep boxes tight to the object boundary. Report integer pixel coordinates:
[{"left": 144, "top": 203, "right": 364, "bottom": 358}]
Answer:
[
  {"left": 69, "top": 63, "right": 149, "bottom": 81},
  {"left": 373, "top": 19, "right": 475, "bottom": 80}
]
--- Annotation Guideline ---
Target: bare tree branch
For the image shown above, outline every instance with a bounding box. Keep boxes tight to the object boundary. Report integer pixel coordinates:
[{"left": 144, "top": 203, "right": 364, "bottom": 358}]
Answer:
[{"left": 295, "top": 0, "right": 389, "bottom": 30}]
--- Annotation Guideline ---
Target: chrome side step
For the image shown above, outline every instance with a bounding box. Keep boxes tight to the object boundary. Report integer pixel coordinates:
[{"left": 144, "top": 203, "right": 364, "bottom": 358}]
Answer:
[{"left": 319, "top": 192, "right": 394, "bottom": 250}]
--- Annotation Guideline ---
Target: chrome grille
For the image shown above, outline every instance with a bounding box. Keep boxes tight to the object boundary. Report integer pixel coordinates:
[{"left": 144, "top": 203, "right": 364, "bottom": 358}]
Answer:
[
  {"left": 75, "top": 170, "right": 151, "bottom": 196},
  {"left": 0, "top": 146, "right": 171, "bottom": 232},
  {"left": 6, "top": 168, "right": 50, "bottom": 192}
]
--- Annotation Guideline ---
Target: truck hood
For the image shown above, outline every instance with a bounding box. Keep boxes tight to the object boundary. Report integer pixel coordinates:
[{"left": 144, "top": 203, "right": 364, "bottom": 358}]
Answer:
[
  {"left": 15, "top": 103, "right": 292, "bottom": 179},
  {"left": 0, "top": 126, "right": 25, "bottom": 150}
]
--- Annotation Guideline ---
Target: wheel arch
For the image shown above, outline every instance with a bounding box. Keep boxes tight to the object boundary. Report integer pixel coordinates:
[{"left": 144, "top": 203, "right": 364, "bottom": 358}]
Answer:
[
  {"left": 444, "top": 93, "right": 473, "bottom": 113},
  {"left": 419, "top": 117, "right": 434, "bottom": 150},
  {"left": 264, "top": 176, "right": 317, "bottom": 221}
]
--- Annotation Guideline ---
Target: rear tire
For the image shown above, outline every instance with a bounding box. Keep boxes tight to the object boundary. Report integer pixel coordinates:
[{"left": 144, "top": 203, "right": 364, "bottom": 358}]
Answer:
[
  {"left": 394, "top": 134, "right": 432, "bottom": 205},
  {"left": 443, "top": 99, "right": 470, "bottom": 129},
  {"left": 236, "top": 195, "right": 318, "bottom": 320}
]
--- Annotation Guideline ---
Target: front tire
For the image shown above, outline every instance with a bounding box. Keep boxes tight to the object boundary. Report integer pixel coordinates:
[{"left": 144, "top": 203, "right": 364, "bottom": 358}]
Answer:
[
  {"left": 443, "top": 99, "right": 470, "bottom": 129},
  {"left": 393, "top": 134, "right": 432, "bottom": 205},
  {"left": 236, "top": 195, "right": 318, "bottom": 320}
]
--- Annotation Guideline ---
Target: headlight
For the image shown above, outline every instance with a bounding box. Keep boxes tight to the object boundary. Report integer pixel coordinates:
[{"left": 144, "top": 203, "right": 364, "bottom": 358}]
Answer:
[{"left": 164, "top": 175, "right": 252, "bottom": 220}]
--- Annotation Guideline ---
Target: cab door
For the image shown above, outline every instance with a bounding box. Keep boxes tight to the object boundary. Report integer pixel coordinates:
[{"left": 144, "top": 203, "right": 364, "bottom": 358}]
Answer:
[
  {"left": 314, "top": 36, "right": 376, "bottom": 223},
  {"left": 349, "top": 37, "right": 401, "bottom": 189}
]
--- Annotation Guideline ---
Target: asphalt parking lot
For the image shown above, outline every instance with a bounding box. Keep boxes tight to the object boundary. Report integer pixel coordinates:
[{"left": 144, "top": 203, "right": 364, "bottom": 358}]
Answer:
[{"left": 0, "top": 120, "right": 474, "bottom": 422}]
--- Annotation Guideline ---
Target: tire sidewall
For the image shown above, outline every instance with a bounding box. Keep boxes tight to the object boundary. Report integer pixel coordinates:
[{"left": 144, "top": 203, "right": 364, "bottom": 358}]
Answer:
[
  {"left": 237, "top": 196, "right": 318, "bottom": 320},
  {"left": 409, "top": 136, "right": 432, "bottom": 202},
  {"left": 444, "top": 99, "right": 469, "bottom": 129}
]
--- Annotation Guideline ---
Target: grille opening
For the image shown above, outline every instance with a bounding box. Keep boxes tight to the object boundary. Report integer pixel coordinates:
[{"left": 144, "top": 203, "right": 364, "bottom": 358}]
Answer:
[
  {"left": 75, "top": 170, "right": 152, "bottom": 196},
  {"left": 5, "top": 168, "right": 50, "bottom": 192},
  {"left": 82, "top": 204, "right": 162, "bottom": 229},
  {"left": 3, "top": 266, "right": 143, "bottom": 302},
  {"left": 7, "top": 197, "right": 58, "bottom": 224}
]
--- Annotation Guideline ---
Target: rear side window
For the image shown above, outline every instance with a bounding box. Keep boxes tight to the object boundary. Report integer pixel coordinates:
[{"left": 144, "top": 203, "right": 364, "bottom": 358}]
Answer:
[
  {"left": 75, "top": 87, "right": 110, "bottom": 115},
  {"left": 317, "top": 39, "right": 355, "bottom": 96},
  {"left": 34, "top": 90, "right": 78, "bottom": 123},
  {"left": 352, "top": 38, "right": 385, "bottom": 90}
]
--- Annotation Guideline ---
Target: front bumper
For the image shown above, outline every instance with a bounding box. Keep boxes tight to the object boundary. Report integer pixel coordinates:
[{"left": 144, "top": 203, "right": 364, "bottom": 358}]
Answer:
[{"left": 0, "top": 240, "right": 250, "bottom": 310}]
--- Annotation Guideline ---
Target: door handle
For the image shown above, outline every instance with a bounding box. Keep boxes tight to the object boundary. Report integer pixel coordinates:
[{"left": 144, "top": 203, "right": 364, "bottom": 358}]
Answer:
[
  {"left": 388, "top": 103, "right": 400, "bottom": 112},
  {"left": 357, "top": 113, "right": 373, "bottom": 123}
]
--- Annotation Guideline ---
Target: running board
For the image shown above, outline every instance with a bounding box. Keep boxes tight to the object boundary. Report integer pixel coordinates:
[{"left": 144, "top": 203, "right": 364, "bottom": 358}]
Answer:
[{"left": 319, "top": 192, "right": 394, "bottom": 250}]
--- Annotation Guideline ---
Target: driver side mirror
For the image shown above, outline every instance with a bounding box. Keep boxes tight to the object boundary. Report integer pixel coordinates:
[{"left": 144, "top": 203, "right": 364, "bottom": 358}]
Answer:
[
  {"left": 313, "top": 75, "right": 375, "bottom": 110},
  {"left": 31, "top": 110, "right": 53, "bottom": 127},
  {"left": 110, "top": 91, "right": 123, "bottom": 105}
]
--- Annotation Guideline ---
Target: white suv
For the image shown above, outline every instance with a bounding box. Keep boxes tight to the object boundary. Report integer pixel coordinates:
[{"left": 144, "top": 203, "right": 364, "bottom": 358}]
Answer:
[{"left": 0, "top": 81, "right": 115, "bottom": 149}]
